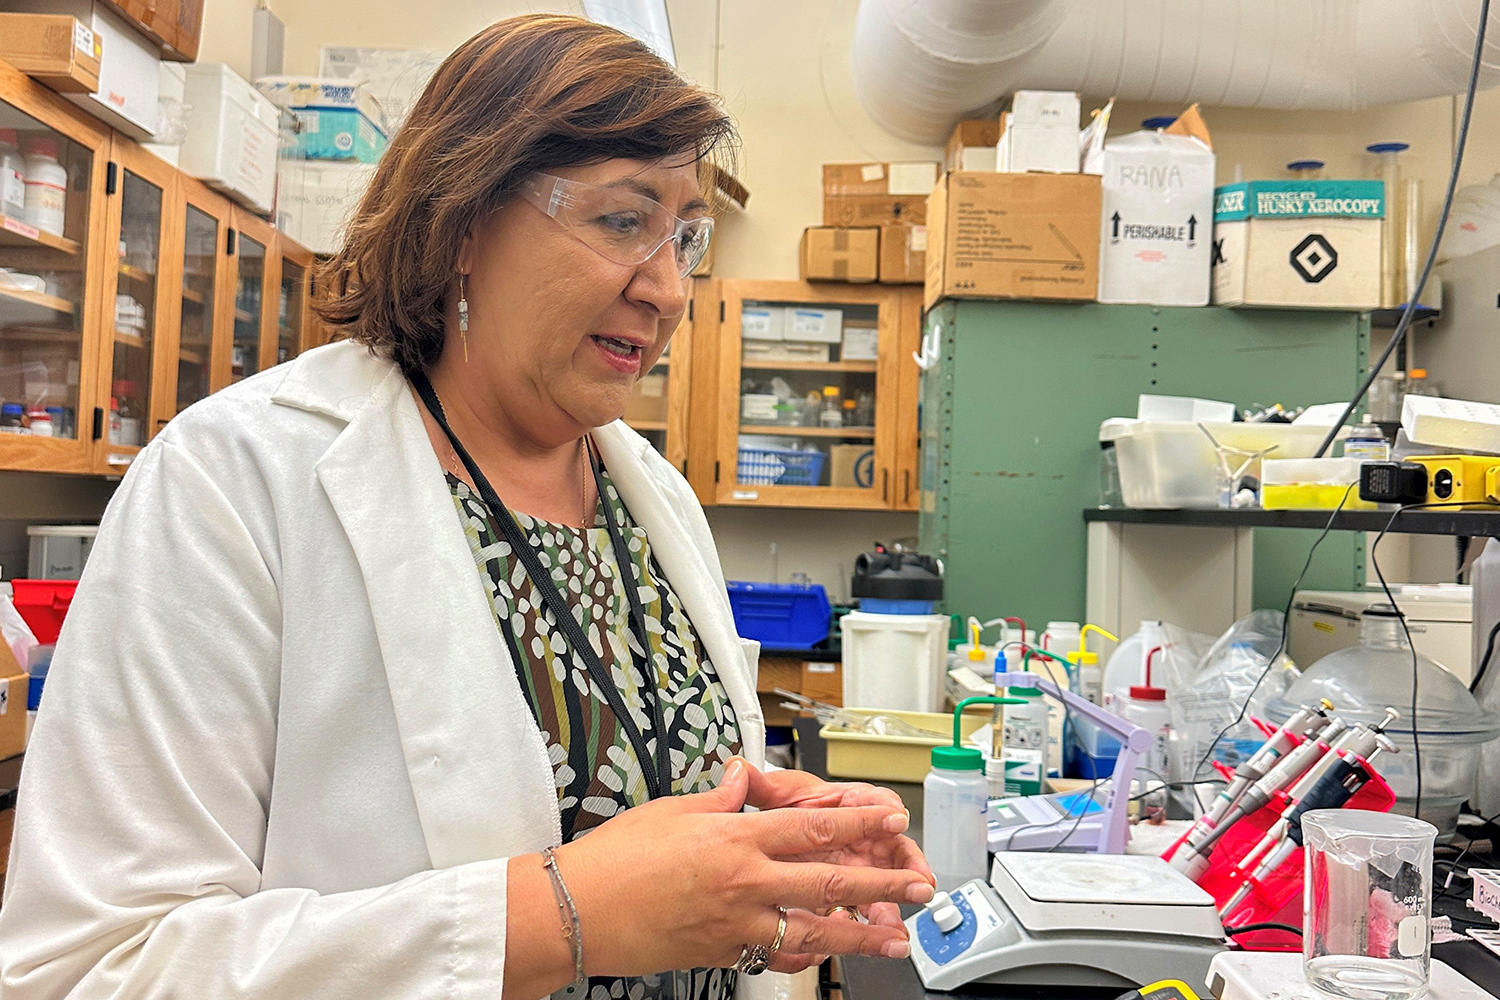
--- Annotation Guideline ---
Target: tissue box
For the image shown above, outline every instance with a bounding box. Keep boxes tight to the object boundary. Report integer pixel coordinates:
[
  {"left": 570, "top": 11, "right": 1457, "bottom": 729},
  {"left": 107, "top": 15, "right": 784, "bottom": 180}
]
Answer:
[
  {"left": 1212, "top": 180, "right": 1384, "bottom": 310},
  {"left": 255, "top": 76, "right": 388, "bottom": 162}
]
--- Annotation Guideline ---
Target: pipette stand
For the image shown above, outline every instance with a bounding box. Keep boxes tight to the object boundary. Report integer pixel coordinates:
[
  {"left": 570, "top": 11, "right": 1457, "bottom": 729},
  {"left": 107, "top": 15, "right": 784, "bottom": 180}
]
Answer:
[
  {"left": 1162, "top": 722, "right": 1396, "bottom": 951},
  {"left": 990, "top": 671, "right": 1149, "bottom": 854}
]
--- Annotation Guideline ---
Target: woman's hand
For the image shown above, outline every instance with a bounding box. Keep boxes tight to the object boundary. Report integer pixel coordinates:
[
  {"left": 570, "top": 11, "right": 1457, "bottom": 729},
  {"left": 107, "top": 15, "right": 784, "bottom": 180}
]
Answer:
[
  {"left": 741, "top": 764, "right": 933, "bottom": 954},
  {"left": 556, "top": 759, "right": 934, "bottom": 977}
]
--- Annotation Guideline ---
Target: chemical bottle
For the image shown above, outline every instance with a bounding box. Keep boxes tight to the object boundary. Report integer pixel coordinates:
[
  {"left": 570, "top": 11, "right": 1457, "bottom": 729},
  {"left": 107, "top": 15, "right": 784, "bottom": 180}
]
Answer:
[
  {"left": 107, "top": 396, "right": 123, "bottom": 445},
  {"left": 1117, "top": 646, "right": 1171, "bottom": 822},
  {"left": 928, "top": 696, "right": 1019, "bottom": 891},
  {"left": 1022, "top": 651, "right": 1067, "bottom": 779},
  {"left": 0, "top": 129, "right": 26, "bottom": 220},
  {"left": 1041, "top": 622, "right": 1082, "bottom": 659},
  {"left": 818, "top": 386, "right": 843, "bottom": 428},
  {"left": 21, "top": 137, "right": 67, "bottom": 237},
  {"left": 1102, "top": 619, "right": 1167, "bottom": 710},
  {"left": 1405, "top": 368, "right": 1440, "bottom": 398},
  {"left": 0, "top": 403, "right": 24, "bottom": 434},
  {"left": 1000, "top": 686, "right": 1048, "bottom": 796},
  {"left": 1067, "top": 624, "right": 1117, "bottom": 706},
  {"left": 26, "top": 407, "right": 51, "bottom": 437},
  {"left": 1342, "top": 414, "right": 1390, "bottom": 463}
]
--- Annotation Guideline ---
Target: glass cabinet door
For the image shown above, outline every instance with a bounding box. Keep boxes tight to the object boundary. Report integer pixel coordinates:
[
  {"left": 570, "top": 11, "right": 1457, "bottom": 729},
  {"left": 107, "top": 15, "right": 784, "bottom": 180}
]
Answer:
[
  {"left": 232, "top": 232, "right": 265, "bottom": 383},
  {"left": 717, "top": 281, "right": 900, "bottom": 508},
  {"left": 277, "top": 256, "right": 305, "bottom": 365},
  {"left": 0, "top": 98, "right": 96, "bottom": 464},
  {"left": 107, "top": 167, "right": 164, "bottom": 453},
  {"left": 177, "top": 202, "right": 219, "bottom": 414}
]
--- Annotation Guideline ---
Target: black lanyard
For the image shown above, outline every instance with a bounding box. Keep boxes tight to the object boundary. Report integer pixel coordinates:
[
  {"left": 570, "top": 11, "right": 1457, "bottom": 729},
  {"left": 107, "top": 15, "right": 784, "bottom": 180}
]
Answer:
[{"left": 410, "top": 370, "right": 672, "bottom": 802}]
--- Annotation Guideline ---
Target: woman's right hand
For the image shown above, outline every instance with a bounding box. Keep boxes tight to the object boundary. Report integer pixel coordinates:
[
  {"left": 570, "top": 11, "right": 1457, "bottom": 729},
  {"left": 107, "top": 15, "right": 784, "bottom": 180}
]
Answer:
[{"left": 558, "top": 759, "right": 934, "bottom": 977}]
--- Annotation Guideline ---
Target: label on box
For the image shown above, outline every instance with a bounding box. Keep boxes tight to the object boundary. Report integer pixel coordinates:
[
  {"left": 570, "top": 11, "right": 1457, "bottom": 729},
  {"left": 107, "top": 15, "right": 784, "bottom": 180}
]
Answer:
[
  {"left": 1214, "top": 180, "right": 1386, "bottom": 221},
  {"left": 789, "top": 307, "right": 842, "bottom": 343},
  {"left": 889, "top": 162, "right": 938, "bottom": 195},
  {"left": 0, "top": 681, "right": 6, "bottom": 715},
  {"left": 861, "top": 163, "right": 885, "bottom": 182},
  {"left": 74, "top": 22, "right": 94, "bottom": 56},
  {"left": 910, "top": 225, "right": 928, "bottom": 252},
  {"left": 741, "top": 306, "right": 783, "bottom": 341},
  {"left": 842, "top": 326, "right": 879, "bottom": 361}
]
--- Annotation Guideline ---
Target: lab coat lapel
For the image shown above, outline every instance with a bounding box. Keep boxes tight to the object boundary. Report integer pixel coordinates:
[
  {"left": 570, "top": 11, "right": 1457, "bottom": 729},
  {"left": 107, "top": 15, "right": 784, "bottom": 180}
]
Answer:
[
  {"left": 313, "top": 364, "right": 561, "bottom": 868},
  {"left": 594, "top": 425, "right": 766, "bottom": 767}
]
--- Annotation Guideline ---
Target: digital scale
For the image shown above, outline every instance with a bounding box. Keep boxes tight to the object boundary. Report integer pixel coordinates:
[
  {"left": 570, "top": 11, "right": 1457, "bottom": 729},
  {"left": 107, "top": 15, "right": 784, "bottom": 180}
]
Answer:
[
  {"left": 908, "top": 853, "right": 1227, "bottom": 991},
  {"left": 1207, "top": 952, "right": 1494, "bottom": 1000}
]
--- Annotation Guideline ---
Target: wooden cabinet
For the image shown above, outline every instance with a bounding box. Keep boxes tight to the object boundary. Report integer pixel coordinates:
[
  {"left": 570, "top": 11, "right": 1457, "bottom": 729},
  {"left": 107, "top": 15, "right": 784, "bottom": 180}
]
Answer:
[
  {"left": 709, "top": 279, "right": 922, "bottom": 510},
  {"left": 0, "top": 58, "right": 315, "bottom": 476},
  {"left": 621, "top": 276, "right": 710, "bottom": 478},
  {"left": 0, "top": 60, "right": 110, "bottom": 474}
]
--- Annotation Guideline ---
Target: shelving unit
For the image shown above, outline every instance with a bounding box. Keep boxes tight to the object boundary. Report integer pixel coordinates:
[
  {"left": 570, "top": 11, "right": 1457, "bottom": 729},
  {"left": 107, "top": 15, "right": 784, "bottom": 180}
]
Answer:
[
  {"left": 741, "top": 360, "right": 878, "bottom": 373},
  {"left": 740, "top": 424, "right": 876, "bottom": 438},
  {"left": 0, "top": 287, "right": 74, "bottom": 326},
  {"left": 0, "top": 215, "right": 80, "bottom": 255}
]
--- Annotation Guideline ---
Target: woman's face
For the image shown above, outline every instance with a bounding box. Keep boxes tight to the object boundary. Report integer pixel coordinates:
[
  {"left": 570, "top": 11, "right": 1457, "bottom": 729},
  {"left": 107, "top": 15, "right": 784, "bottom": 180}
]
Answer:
[{"left": 455, "top": 156, "right": 709, "bottom": 441}]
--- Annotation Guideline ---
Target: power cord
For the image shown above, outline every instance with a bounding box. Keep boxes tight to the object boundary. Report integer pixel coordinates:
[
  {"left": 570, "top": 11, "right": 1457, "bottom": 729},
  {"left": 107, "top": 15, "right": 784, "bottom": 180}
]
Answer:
[
  {"left": 1313, "top": 0, "right": 1492, "bottom": 458},
  {"left": 1224, "top": 922, "right": 1302, "bottom": 938},
  {"left": 1189, "top": 484, "right": 1356, "bottom": 784},
  {"left": 1471, "top": 618, "right": 1500, "bottom": 694}
]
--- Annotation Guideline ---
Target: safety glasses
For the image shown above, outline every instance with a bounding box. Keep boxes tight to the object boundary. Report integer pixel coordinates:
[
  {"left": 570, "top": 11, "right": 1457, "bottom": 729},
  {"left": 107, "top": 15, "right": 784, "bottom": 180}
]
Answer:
[{"left": 519, "top": 172, "right": 714, "bottom": 278}]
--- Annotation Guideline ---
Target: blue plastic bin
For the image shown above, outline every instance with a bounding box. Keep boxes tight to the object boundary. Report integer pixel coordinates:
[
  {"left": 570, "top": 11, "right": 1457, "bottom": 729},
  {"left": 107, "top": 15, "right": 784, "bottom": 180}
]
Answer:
[
  {"left": 860, "top": 598, "right": 936, "bottom": 614},
  {"left": 736, "top": 447, "right": 826, "bottom": 487},
  {"left": 727, "top": 581, "right": 832, "bottom": 649}
]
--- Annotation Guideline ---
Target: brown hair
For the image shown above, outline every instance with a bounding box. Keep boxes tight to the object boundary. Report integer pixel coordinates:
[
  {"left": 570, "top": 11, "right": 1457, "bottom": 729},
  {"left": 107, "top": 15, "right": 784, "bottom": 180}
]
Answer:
[{"left": 313, "top": 14, "right": 736, "bottom": 373}]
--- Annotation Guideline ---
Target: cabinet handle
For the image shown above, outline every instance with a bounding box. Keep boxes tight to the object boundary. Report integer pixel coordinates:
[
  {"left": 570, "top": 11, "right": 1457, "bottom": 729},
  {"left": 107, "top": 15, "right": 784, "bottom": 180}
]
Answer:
[
  {"left": 105, "top": 162, "right": 118, "bottom": 196},
  {"left": 226, "top": 228, "right": 236, "bottom": 256},
  {"left": 882, "top": 468, "right": 889, "bottom": 502},
  {"left": 903, "top": 469, "right": 911, "bottom": 504}
]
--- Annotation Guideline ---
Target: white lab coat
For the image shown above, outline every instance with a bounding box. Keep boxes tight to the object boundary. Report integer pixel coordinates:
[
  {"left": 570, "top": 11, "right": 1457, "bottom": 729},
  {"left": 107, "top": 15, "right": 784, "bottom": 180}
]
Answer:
[{"left": 0, "top": 340, "right": 768, "bottom": 999}]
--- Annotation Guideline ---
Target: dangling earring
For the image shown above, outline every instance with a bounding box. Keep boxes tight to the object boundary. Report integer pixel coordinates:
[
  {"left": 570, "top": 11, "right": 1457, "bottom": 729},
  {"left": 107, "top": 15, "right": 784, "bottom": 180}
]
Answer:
[{"left": 457, "top": 273, "right": 470, "bottom": 363}]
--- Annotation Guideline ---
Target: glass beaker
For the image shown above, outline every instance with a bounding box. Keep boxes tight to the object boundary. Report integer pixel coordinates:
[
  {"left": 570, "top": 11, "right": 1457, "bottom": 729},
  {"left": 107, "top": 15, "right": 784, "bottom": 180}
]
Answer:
[{"left": 1303, "top": 809, "right": 1437, "bottom": 1000}]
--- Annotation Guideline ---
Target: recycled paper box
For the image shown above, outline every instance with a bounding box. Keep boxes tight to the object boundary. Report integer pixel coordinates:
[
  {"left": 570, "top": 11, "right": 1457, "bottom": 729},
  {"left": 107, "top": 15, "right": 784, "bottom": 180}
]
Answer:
[
  {"left": 822, "top": 161, "right": 937, "bottom": 227},
  {"left": 925, "top": 171, "right": 1100, "bottom": 308},
  {"left": 830, "top": 444, "right": 876, "bottom": 489},
  {"left": 799, "top": 227, "right": 878, "bottom": 282},
  {"left": 1212, "top": 179, "right": 1384, "bottom": 310},
  {"left": 1098, "top": 130, "right": 1215, "bottom": 306}
]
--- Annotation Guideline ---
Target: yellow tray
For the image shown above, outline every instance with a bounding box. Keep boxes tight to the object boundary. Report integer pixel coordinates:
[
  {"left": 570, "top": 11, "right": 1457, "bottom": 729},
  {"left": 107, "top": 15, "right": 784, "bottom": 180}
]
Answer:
[
  {"left": 1262, "top": 483, "right": 1377, "bottom": 510},
  {"left": 821, "top": 707, "right": 992, "bottom": 784}
]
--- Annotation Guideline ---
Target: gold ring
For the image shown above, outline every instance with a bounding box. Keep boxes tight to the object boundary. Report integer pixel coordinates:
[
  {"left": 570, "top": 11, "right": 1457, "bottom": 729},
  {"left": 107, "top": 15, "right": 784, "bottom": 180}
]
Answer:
[
  {"left": 828, "top": 906, "right": 859, "bottom": 920},
  {"left": 733, "top": 907, "right": 788, "bottom": 976}
]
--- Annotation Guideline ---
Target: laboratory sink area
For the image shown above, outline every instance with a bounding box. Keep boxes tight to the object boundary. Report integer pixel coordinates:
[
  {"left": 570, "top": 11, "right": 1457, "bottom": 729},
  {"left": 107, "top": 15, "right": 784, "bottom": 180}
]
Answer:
[{"left": 10, "top": 3, "right": 1500, "bottom": 1000}]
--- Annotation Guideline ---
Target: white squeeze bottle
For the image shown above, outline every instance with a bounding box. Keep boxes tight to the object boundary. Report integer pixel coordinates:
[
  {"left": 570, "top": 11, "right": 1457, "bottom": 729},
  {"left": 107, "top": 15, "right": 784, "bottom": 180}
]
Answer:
[
  {"left": 926, "top": 696, "right": 1019, "bottom": 891},
  {"left": 1117, "top": 645, "right": 1172, "bottom": 821},
  {"left": 1103, "top": 619, "right": 1166, "bottom": 710}
]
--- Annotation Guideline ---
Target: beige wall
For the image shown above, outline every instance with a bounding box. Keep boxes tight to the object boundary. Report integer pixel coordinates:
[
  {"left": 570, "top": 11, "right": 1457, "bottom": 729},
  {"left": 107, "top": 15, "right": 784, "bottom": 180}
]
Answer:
[{"left": 184, "top": 0, "right": 1500, "bottom": 593}]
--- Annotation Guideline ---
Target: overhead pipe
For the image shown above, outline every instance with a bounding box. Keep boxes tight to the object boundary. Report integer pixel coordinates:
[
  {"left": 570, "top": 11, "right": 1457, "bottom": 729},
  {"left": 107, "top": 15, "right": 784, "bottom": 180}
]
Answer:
[{"left": 851, "top": 0, "right": 1500, "bottom": 145}]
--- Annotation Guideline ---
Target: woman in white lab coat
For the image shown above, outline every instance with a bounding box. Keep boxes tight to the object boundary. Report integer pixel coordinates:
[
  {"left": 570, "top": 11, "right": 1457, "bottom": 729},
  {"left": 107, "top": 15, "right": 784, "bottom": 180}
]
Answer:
[{"left": 0, "top": 14, "right": 932, "bottom": 1000}]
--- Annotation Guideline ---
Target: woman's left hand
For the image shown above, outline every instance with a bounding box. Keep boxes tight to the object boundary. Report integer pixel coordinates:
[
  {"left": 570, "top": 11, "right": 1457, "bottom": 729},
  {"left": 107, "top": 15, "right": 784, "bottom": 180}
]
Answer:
[{"left": 735, "top": 759, "right": 935, "bottom": 964}]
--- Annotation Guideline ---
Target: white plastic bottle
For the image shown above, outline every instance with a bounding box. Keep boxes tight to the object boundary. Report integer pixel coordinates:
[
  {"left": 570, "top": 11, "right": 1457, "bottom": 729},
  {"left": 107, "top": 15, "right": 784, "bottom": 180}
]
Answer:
[
  {"left": 1000, "top": 687, "right": 1048, "bottom": 796},
  {"left": 1041, "top": 621, "right": 1082, "bottom": 659},
  {"left": 1118, "top": 680, "right": 1172, "bottom": 821},
  {"left": 1102, "top": 620, "right": 1166, "bottom": 710},
  {"left": 924, "top": 744, "right": 990, "bottom": 891},
  {"left": 22, "top": 137, "right": 67, "bottom": 237},
  {"left": 0, "top": 128, "right": 26, "bottom": 220}
]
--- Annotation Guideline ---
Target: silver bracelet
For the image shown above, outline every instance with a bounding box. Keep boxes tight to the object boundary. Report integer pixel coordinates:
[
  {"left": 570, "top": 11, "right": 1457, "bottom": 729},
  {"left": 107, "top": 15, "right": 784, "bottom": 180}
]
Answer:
[{"left": 541, "top": 847, "right": 586, "bottom": 996}]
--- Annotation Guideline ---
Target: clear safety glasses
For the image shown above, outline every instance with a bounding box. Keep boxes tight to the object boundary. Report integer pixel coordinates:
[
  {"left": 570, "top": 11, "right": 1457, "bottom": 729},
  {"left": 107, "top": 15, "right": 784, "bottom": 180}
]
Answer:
[{"left": 519, "top": 173, "right": 714, "bottom": 278}]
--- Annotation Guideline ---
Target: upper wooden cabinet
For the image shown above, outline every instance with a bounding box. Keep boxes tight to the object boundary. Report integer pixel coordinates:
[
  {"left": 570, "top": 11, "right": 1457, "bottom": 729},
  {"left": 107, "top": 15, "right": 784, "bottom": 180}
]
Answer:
[
  {"left": 0, "top": 60, "right": 110, "bottom": 474},
  {"left": 0, "top": 59, "right": 315, "bottom": 476},
  {"left": 708, "top": 279, "right": 923, "bottom": 511},
  {"left": 621, "top": 276, "right": 711, "bottom": 479}
]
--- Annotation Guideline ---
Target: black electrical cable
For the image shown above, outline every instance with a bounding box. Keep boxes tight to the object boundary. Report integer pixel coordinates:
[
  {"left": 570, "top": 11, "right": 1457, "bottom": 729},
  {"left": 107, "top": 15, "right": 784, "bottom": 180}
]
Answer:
[
  {"left": 1223, "top": 922, "right": 1302, "bottom": 938},
  {"left": 1369, "top": 501, "right": 1500, "bottom": 825},
  {"left": 1190, "top": 484, "right": 1356, "bottom": 784},
  {"left": 1313, "top": 0, "right": 1492, "bottom": 459},
  {"left": 1471, "top": 618, "right": 1500, "bottom": 694}
]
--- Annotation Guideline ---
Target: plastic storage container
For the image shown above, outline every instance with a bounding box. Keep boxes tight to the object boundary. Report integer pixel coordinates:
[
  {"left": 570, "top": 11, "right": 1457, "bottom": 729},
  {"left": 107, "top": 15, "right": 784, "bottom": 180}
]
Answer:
[
  {"left": 10, "top": 578, "right": 78, "bottom": 644},
  {"left": 840, "top": 610, "right": 950, "bottom": 713},
  {"left": 1101, "top": 419, "right": 1337, "bottom": 509},
  {"left": 822, "top": 707, "right": 990, "bottom": 783},
  {"left": 735, "top": 445, "right": 825, "bottom": 486},
  {"left": 725, "top": 581, "right": 831, "bottom": 650},
  {"left": 1261, "top": 458, "right": 1376, "bottom": 511},
  {"left": 27, "top": 524, "right": 97, "bottom": 579},
  {"left": 1265, "top": 605, "right": 1500, "bottom": 836},
  {"left": 179, "top": 63, "right": 280, "bottom": 213}
]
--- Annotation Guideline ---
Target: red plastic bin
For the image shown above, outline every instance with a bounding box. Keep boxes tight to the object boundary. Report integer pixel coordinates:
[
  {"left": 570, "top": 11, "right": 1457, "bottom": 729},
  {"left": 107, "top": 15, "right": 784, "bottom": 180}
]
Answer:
[{"left": 11, "top": 579, "right": 78, "bottom": 644}]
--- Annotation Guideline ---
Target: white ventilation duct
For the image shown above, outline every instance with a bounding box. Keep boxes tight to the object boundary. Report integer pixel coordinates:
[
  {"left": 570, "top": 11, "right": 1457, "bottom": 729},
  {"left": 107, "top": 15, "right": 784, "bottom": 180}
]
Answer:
[{"left": 852, "top": 0, "right": 1500, "bottom": 145}]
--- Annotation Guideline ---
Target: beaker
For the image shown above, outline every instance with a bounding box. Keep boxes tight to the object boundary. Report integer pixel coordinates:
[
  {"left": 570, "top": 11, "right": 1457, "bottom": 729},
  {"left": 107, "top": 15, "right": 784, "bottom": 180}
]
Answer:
[
  {"left": 1303, "top": 809, "right": 1438, "bottom": 1000},
  {"left": 1367, "top": 143, "right": 1410, "bottom": 309}
]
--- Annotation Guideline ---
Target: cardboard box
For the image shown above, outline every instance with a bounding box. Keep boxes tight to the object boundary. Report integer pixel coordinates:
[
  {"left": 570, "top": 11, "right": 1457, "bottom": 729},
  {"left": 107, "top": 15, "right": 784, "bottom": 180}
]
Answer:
[
  {"left": 998, "top": 91, "right": 1081, "bottom": 174},
  {"left": 255, "top": 77, "right": 389, "bottom": 163},
  {"left": 101, "top": 0, "right": 202, "bottom": 61},
  {"left": 925, "top": 171, "right": 1101, "bottom": 308},
  {"left": 798, "top": 226, "right": 878, "bottom": 283},
  {"left": 741, "top": 304, "right": 787, "bottom": 341},
  {"left": 0, "top": 14, "right": 103, "bottom": 93},
  {"left": 945, "top": 120, "right": 1000, "bottom": 173},
  {"left": 275, "top": 159, "right": 378, "bottom": 255},
  {"left": 878, "top": 223, "right": 927, "bottom": 284},
  {"left": 1097, "top": 130, "right": 1215, "bottom": 306},
  {"left": 822, "top": 161, "right": 937, "bottom": 227},
  {"left": 0, "top": 674, "right": 27, "bottom": 760},
  {"left": 743, "top": 340, "right": 831, "bottom": 365},
  {"left": 830, "top": 443, "right": 876, "bottom": 489},
  {"left": 625, "top": 372, "right": 669, "bottom": 425},
  {"left": 787, "top": 306, "right": 843, "bottom": 344},
  {"left": 1212, "top": 179, "right": 1385, "bottom": 310}
]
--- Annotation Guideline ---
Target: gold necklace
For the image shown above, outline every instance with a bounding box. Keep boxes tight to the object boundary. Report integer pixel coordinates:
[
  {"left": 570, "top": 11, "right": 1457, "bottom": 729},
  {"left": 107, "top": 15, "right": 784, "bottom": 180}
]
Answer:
[{"left": 450, "top": 438, "right": 592, "bottom": 529}]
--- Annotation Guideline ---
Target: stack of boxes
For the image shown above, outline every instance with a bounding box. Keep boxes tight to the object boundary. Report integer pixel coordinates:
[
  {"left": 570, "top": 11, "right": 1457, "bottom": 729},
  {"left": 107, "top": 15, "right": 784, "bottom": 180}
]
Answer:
[
  {"left": 259, "top": 76, "right": 388, "bottom": 255},
  {"left": 799, "top": 161, "right": 938, "bottom": 285}
]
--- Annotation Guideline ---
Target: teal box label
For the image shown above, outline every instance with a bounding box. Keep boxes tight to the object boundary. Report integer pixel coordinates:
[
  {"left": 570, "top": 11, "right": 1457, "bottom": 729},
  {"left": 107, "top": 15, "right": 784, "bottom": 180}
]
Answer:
[{"left": 1214, "top": 180, "right": 1385, "bottom": 222}]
